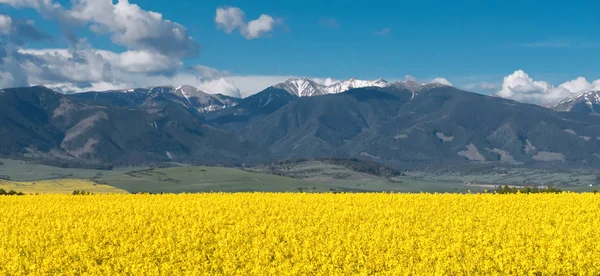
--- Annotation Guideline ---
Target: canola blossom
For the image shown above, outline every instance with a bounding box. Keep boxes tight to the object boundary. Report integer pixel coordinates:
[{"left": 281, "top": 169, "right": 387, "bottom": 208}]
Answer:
[{"left": 1, "top": 193, "right": 599, "bottom": 275}]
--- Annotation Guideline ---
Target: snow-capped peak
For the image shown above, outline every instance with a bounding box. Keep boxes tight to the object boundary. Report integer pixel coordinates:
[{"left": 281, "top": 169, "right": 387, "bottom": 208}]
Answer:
[
  {"left": 273, "top": 78, "right": 328, "bottom": 97},
  {"left": 174, "top": 85, "right": 211, "bottom": 100},
  {"left": 553, "top": 90, "right": 600, "bottom": 113},
  {"left": 325, "top": 78, "right": 390, "bottom": 94},
  {"left": 274, "top": 77, "right": 390, "bottom": 97}
]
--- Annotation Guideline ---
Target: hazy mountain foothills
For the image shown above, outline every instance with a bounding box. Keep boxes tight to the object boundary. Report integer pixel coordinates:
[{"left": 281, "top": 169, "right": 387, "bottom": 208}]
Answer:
[
  {"left": 1, "top": 78, "right": 600, "bottom": 171},
  {"left": 219, "top": 83, "right": 600, "bottom": 168},
  {"left": 0, "top": 86, "right": 267, "bottom": 168}
]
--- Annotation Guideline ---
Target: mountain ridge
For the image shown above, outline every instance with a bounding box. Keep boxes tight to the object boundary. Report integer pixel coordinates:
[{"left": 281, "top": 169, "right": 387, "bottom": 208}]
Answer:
[
  {"left": 2, "top": 84, "right": 600, "bottom": 169},
  {"left": 553, "top": 90, "right": 600, "bottom": 114}
]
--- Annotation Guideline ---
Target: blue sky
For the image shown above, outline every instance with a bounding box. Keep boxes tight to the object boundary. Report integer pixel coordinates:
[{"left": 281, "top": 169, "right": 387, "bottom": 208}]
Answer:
[{"left": 1, "top": 0, "right": 599, "bottom": 102}]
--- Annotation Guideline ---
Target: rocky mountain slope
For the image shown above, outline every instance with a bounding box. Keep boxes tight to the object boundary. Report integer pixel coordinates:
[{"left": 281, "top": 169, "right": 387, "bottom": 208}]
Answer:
[{"left": 0, "top": 86, "right": 265, "bottom": 167}]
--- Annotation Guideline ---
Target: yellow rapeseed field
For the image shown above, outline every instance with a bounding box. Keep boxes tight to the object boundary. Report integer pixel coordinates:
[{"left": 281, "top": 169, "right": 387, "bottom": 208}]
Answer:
[{"left": 1, "top": 193, "right": 599, "bottom": 275}]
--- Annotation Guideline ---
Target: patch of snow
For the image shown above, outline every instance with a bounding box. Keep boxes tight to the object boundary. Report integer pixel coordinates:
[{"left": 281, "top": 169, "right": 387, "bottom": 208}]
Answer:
[
  {"left": 52, "top": 98, "right": 77, "bottom": 118},
  {"left": 166, "top": 151, "right": 173, "bottom": 160},
  {"left": 564, "top": 129, "right": 577, "bottom": 135},
  {"left": 359, "top": 152, "right": 381, "bottom": 159},
  {"left": 486, "top": 148, "right": 515, "bottom": 163},
  {"left": 325, "top": 78, "right": 389, "bottom": 94},
  {"left": 524, "top": 139, "right": 536, "bottom": 154},
  {"left": 274, "top": 77, "right": 390, "bottom": 97},
  {"left": 436, "top": 132, "right": 454, "bottom": 142},
  {"left": 458, "top": 143, "right": 485, "bottom": 161},
  {"left": 62, "top": 112, "right": 108, "bottom": 143},
  {"left": 394, "top": 134, "right": 408, "bottom": 139},
  {"left": 67, "top": 138, "right": 99, "bottom": 158}
]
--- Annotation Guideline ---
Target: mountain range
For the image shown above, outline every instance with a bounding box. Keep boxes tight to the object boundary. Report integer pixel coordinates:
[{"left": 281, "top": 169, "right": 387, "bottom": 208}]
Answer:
[
  {"left": 1, "top": 78, "right": 600, "bottom": 169},
  {"left": 274, "top": 77, "right": 390, "bottom": 97}
]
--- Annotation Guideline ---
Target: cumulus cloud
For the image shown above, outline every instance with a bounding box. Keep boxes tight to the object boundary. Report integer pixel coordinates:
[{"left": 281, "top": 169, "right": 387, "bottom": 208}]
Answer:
[
  {"left": 189, "top": 65, "right": 230, "bottom": 81},
  {"left": 403, "top": 75, "right": 417, "bottom": 82},
  {"left": 0, "top": 1, "right": 202, "bottom": 91},
  {"left": 197, "top": 78, "right": 241, "bottom": 98},
  {"left": 2, "top": 0, "right": 199, "bottom": 58},
  {"left": 0, "top": 47, "right": 29, "bottom": 88},
  {"left": 104, "top": 50, "right": 182, "bottom": 75},
  {"left": 215, "top": 6, "right": 279, "bottom": 39},
  {"left": 17, "top": 40, "right": 114, "bottom": 87},
  {"left": 496, "top": 70, "right": 600, "bottom": 104},
  {"left": 21, "top": 47, "right": 182, "bottom": 76},
  {"left": 397, "top": 75, "right": 453, "bottom": 86},
  {"left": 429, "top": 77, "right": 453, "bottom": 86},
  {"left": 313, "top": 77, "right": 339, "bottom": 86},
  {"left": 0, "top": 0, "right": 71, "bottom": 22},
  {"left": 72, "top": 0, "right": 198, "bottom": 58},
  {"left": 0, "top": 14, "right": 52, "bottom": 88}
]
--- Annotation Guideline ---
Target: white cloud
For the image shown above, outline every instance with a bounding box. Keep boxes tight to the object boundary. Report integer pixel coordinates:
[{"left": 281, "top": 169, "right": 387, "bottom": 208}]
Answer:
[
  {"left": 189, "top": 65, "right": 230, "bottom": 81},
  {"left": 0, "top": 0, "right": 200, "bottom": 90},
  {"left": 2, "top": 0, "right": 199, "bottom": 58},
  {"left": 496, "top": 70, "right": 600, "bottom": 104},
  {"left": 73, "top": 0, "right": 198, "bottom": 58},
  {"left": 215, "top": 7, "right": 245, "bottom": 33},
  {"left": 18, "top": 44, "right": 114, "bottom": 86},
  {"left": 215, "top": 6, "right": 279, "bottom": 39},
  {"left": 246, "top": 15, "right": 276, "bottom": 39},
  {"left": 106, "top": 50, "right": 182, "bottom": 75},
  {"left": 10, "top": 45, "right": 288, "bottom": 98},
  {"left": 0, "top": 54, "right": 29, "bottom": 88},
  {"left": 313, "top": 77, "right": 339, "bottom": 86},
  {"left": 20, "top": 47, "right": 182, "bottom": 76},
  {"left": 429, "top": 77, "right": 453, "bottom": 86},
  {"left": 403, "top": 75, "right": 417, "bottom": 82},
  {"left": 0, "top": 0, "right": 70, "bottom": 21},
  {"left": 0, "top": 14, "right": 13, "bottom": 34},
  {"left": 197, "top": 78, "right": 241, "bottom": 98}
]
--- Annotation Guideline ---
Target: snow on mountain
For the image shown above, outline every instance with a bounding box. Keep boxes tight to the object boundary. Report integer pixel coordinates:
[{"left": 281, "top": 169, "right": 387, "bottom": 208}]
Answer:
[
  {"left": 325, "top": 78, "right": 389, "bottom": 93},
  {"left": 175, "top": 85, "right": 212, "bottom": 102},
  {"left": 553, "top": 90, "right": 600, "bottom": 114},
  {"left": 274, "top": 77, "right": 391, "bottom": 97},
  {"left": 273, "top": 77, "right": 328, "bottom": 97},
  {"left": 106, "top": 85, "right": 239, "bottom": 113}
]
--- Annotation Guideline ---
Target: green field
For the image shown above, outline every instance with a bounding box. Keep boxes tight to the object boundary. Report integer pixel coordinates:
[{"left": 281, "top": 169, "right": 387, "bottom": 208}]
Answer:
[
  {"left": 2, "top": 158, "right": 596, "bottom": 194},
  {"left": 249, "top": 160, "right": 484, "bottom": 193},
  {"left": 0, "top": 158, "right": 144, "bottom": 182},
  {"left": 407, "top": 167, "right": 600, "bottom": 192},
  {"left": 93, "top": 166, "right": 335, "bottom": 193}
]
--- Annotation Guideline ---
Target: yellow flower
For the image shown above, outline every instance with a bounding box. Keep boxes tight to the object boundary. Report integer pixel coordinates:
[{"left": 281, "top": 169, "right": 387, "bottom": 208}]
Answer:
[{"left": 0, "top": 193, "right": 598, "bottom": 275}]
